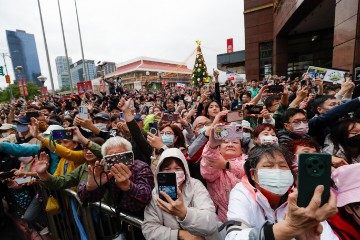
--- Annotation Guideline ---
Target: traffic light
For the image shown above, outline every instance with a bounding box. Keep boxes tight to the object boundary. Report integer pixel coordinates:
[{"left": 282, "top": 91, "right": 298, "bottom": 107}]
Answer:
[
  {"left": 5, "top": 75, "right": 10, "bottom": 84},
  {"left": 0, "top": 66, "right": 4, "bottom": 76}
]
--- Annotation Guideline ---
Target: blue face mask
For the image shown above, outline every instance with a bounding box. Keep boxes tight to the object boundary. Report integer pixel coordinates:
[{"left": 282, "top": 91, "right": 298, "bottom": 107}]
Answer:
[{"left": 162, "top": 135, "right": 174, "bottom": 146}]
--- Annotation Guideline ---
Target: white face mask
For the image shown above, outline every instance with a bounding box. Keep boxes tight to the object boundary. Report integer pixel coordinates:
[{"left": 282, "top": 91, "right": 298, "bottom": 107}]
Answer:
[
  {"left": 94, "top": 123, "right": 107, "bottom": 131},
  {"left": 256, "top": 169, "right": 294, "bottom": 195},
  {"left": 197, "top": 126, "right": 209, "bottom": 135},
  {"left": 175, "top": 170, "right": 186, "bottom": 186},
  {"left": 259, "top": 135, "right": 278, "bottom": 145},
  {"left": 242, "top": 132, "right": 251, "bottom": 145}
]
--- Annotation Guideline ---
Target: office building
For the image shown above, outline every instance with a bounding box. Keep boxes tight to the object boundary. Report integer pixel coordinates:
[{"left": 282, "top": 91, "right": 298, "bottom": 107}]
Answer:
[
  {"left": 70, "top": 59, "right": 96, "bottom": 85},
  {"left": 6, "top": 29, "right": 43, "bottom": 86},
  {"left": 55, "top": 56, "right": 72, "bottom": 90}
]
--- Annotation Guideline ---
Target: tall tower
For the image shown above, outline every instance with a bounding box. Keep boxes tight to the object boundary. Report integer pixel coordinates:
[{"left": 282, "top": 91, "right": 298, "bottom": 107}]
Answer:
[
  {"left": 55, "top": 56, "right": 72, "bottom": 90},
  {"left": 6, "top": 29, "right": 43, "bottom": 86}
]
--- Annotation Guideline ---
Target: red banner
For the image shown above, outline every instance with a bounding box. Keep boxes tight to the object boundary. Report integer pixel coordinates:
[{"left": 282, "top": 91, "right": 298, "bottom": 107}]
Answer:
[
  {"left": 77, "top": 82, "right": 85, "bottom": 96},
  {"left": 85, "top": 80, "right": 93, "bottom": 93},
  {"left": 99, "top": 80, "right": 105, "bottom": 93},
  {"left": 41, "top": 86, "right": 49, "bottom": 97},
  {"left": 18, "top": 79, "right": 28, "bottom": 96},
  {"left": 227, "top": 38, "right": 233, "bottom": 53}
]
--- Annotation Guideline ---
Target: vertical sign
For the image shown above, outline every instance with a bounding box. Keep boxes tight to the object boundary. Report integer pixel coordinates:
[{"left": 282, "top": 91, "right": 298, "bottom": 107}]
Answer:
[
  {"left": 18, "top": 79, "right": 28, "bottom": 96},
  {"left": 85, "top": 80, "right": 93, "bottom": 93},
  {"left": 77, "top": 82, "right": 85, "bottom": 96},
  {"left": 227, "top": 38, "right": 233, "bottom": 53}
]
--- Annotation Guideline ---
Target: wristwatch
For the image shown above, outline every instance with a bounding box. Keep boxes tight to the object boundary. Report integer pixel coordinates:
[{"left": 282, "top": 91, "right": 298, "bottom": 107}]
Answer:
[
  {"left": 158, "top": 145, "right": 167, "bottom": 154},
  {"left": 225, "top": 161, "right": 230, "bottom": 170}
]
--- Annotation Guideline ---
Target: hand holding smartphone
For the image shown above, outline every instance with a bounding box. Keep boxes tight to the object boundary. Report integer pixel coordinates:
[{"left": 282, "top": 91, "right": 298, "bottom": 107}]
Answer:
[
  {"left": 51, "top": 129, "right": 73, "bottom": 140},
  {"left": 297, "top": 153, "right": 331, "bottom": 207}
]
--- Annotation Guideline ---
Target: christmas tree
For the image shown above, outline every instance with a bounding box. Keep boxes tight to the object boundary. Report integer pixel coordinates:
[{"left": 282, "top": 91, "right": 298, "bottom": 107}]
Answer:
[{"left": 192, "top": 40, "right": 210, "bottom": 87}]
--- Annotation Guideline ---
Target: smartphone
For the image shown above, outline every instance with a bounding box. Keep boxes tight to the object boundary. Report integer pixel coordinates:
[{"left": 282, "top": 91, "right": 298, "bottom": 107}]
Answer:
[
  {"left": 162, "top": 113, "right": 179, "bottom": 122},
  {"left": 103, "top": 151, "right": 134, "bottom": 171},
  {"left": 26, "top": 111, "right": 39, "bottom": 119},
  {"left": 157, "top": 172, "right": 178, "bottom": 202},
  {"left": 0, "top": 171, "right": 15, "bottom": 180},
  {"left": 268, "top": 85, "right": 284, "bottom": 94},
  {"left": 149, "top": 122, "right": 158, "bottom": 135},
  {"left": 223, "top": 111, "right": 243, "bottom": 122},
  {"left": 297, "top": 153, "right": 331, "bottom": 208},
  {"left": 79, "top": 106, "right": 89, "bottom": 119},
  {"left": 119, "top": 112, "right": 124, "bottom": 120},
  {"left": 51, "top": 129, "right": 73, "bottom": 140},
  {"left": 245, "top": 105, "right": 263, "bottom": 114},
  {"left": 213, "top": 125, "right": 243, "bottom": 140},
  {"left": 14, "top": 176, "right": 32, "bottom": 185},
  {"left": 145, "top": 102, "right": 153, "bottom": 107},
  {"left": 129, "top": 100, "right": 135, "bottom": 109}
]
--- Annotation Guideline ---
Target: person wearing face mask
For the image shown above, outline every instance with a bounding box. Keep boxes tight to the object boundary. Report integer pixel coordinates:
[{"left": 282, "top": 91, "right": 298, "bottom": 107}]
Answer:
[
  {"left": 309, "top": 95, "right": 360, "bottom": 146},
  {"left": 327, "top": 163, "right": 360, "bottom": 239},
  {"left": 0, "top": 124, "right": 17, "bottom": 140},
  {"left": 253, "top": 123, "right": 279, "bottom": 146},
  {"left": 230, "top": 120, "right": 254, "bottom": 154},
  {"left": 277, "top": 108, "right": 313, "bottom": 145},
  {"left": 142, "top": 148, "right": 221, "bottom": 240},
  {"left": 324, "top": 118, "right": 360, "bottom": 164},
  {"left": 147, "top": 123, "right": 186, "bottom": 172},
  {"left": 224, "top": 144, "right": 338, "bottom": 239},
  {"left": 1, "top": 116, "right": 41, "bottom": 145},
  {"left": 200, "top": 126, "right": 248, "bottom": 223},
  {"left": 74, "top": 112, "right": 111, "bottom": 141}
]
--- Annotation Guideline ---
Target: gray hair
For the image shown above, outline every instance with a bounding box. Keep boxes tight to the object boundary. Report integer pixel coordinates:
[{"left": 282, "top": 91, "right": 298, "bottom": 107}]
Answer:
[{"left": 101, "top": 136, "right": 132, "bottom": 156}]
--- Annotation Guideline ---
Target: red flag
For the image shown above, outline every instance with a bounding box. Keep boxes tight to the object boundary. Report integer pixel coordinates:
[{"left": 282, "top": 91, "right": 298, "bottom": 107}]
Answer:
[{"left": 227, "top": 38, "right": 233, "bottom": 53}]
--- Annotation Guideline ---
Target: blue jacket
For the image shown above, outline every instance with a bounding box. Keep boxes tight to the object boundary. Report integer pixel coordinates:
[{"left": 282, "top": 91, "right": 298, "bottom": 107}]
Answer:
[{"left": 308, "top": 97, "right": 360, "bottom": 146}]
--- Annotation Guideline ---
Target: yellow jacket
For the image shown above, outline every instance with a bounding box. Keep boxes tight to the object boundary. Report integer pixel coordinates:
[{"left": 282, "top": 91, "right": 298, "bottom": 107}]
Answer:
[{"left": 42, "top": 139, "right": 85, "bottom": 177}]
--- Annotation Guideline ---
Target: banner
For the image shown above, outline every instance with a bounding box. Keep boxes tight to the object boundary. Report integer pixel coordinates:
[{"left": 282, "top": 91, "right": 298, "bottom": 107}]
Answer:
[
  {"left": 227, "top": 38, "right": 233, "bottom": 53},
  {"left": 77, "top": 82, "right": 85, "bottom": 96},
  {"left": 99, "top": 80, "right": 105, "bottom": 93},
  {"left": 306, "top": 66, "right": 349, "bottom": 84},
  {"left": 134, "top": 81, "right": 142, "bottom": 90},
  {"left": 161, "top": 79, "right": 168, "bottom": 90},
  {"left": 18, "top": 79, "right": 28, "bottom": 96},
  {"left": 176, "top": 82, "right": 186, "bottom": 89},
  {"left": 226, "top": 72, "right": 236, "bottom": 80},
  {"left": 41, "top": 86, "right": 49, "bottom": 97},
  {"left": 84, "top": 80, "right": 93, "bottom": 93}
]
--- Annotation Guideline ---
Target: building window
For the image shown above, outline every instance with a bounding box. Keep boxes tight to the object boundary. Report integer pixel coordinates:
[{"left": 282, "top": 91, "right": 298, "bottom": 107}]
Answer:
[{"left": 259, "top": 42, "right": 273, "bottom": 80}]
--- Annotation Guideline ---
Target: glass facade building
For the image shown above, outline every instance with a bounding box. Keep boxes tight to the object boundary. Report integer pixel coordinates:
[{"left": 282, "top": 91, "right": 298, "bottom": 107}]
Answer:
[
  {"left": 6, "top": 29, "right": 43, "bottom": 86},
  {"left": 70, "top": 59, "right": 96, "bottom": 85},
  {"left": 55, "top": 56, "right": 72, "bottom": 90}
]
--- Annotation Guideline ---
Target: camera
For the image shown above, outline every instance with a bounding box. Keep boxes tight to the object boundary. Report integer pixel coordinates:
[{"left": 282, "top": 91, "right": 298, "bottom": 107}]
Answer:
[
  {"left": 213, "top": 125, "right": 243, "bottom": 140},
  {"left": 245, "top": 105, "right": 263, "bottom": 114}
]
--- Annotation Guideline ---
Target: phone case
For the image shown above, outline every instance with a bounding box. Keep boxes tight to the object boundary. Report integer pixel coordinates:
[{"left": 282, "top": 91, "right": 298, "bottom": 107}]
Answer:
[
  {"left": 297, "top": 153, "right": 331, "bottom": 207},
  {"left": 226, "top": 111, "right": 243, "bottom": 122},
  {"left": 149, "top": 122, "right": 158, "bottom": 135},
  {"left": 103, "top": 151, "right": 134, "bottom": 171},
  {"left": 157, "top": 172, "right": 177, "bottom": 202}
]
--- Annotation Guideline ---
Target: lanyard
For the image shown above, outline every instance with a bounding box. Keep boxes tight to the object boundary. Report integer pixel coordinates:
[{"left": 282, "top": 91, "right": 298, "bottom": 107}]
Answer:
[{"left": 63, "top": 161, "right": 69, "bottom": 175}]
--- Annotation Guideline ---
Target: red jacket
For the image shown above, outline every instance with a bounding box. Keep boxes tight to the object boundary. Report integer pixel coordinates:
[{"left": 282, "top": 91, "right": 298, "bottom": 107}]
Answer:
[{"left": 327, "top": 212, "right": 360, "bottom": 240}]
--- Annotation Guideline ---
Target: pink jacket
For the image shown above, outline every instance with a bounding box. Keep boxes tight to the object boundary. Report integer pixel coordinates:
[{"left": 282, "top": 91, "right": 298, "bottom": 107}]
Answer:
[{"left": 200, "top": 143, "right": 247, "bottom": 223}]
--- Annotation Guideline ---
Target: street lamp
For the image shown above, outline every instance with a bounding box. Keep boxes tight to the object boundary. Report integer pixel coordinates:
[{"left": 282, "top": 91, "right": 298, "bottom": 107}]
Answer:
[
  {"left": 37, "top": 75, "right": 47, "bottom": 83},
  {"left": 1, "top": 52, "right": 14, "bottom": 101},
  {"left": 15, "top": 66, "right": 26, "bottom": 100}
]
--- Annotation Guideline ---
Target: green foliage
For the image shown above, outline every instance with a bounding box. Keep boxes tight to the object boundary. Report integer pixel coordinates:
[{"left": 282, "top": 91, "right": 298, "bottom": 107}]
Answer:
[{"left": 0, "top": 82, "right": 40, "bottom": 102}]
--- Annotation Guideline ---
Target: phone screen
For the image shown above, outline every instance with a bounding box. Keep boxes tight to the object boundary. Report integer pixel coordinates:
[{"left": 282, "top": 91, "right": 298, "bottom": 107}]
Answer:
[
  {"left": 103, "top": 151, "right": 134, "bottom": 171},
  {"left": 79, "top": 106, "right": 89, "bottom": 119},
  {"left": 157, "top": 172, "right": 177, "bottom": 201},
  {"left": 51, "top": 130, "right": 73, "bottom": 140}
]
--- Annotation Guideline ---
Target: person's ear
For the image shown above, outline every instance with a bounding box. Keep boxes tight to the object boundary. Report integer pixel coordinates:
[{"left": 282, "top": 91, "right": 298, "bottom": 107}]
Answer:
[
  {"left": 250, "top": 168, "right": 256, "bottom": 182},
  {"left": 344, "top": 205, "right": 353, "bottom": 215},
  {"left": 317, "top": 107, "right": 324, "bottom": 114}
]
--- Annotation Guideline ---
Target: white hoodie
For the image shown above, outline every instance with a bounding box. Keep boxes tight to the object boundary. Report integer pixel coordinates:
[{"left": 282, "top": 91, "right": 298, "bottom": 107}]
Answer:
[{"left": 142, "top": 148, "right": 221, "bottom": 240}]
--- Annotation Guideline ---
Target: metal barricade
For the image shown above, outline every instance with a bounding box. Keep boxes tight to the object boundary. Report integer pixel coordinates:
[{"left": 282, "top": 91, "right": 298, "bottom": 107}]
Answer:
[{"left": 36, "top": 186, "right": 144, "bottom": 240}]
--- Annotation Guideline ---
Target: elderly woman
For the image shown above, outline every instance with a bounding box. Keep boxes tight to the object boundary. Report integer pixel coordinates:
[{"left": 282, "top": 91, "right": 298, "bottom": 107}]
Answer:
[
  {"left": 142, "top": 148, "right": 221, "bottom": 240},
  {"left": 225, "top": 144, "right": 338, "bottom": 239},
  {"left": 200, "top": 125, "right": 247, "bottom": 223}
]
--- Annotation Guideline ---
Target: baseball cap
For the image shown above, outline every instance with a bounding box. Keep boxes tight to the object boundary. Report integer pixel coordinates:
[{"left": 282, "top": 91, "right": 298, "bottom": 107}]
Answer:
[
  {"left": 93, "top": 112, "right": 110, "bottom": 121},
  {"left": 13, "top": 116, "right": 31, "bottom": 125},
  {"left": 332, "top": 163, "right": 360, "bottom": 207},
  {"left": 0, "top": 124, "right": 17, "bottom": 131},
  {"left": 43, "top": 125, "right": 65, "bottom": 135},
  {"left": 230, "top": 120, "right": 253, "bottom": 132}
]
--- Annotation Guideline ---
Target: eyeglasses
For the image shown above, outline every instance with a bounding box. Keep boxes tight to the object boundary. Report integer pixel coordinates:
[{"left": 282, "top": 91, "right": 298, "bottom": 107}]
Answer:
[
  {"left": 288, "top": 120, "right": 307, "bottom": 126},
  {"left": 160, "top": 131, "right": 174, "bottom": 136},
  {"left": 195, "top": 122, "right": 211, "bottom": 130}
]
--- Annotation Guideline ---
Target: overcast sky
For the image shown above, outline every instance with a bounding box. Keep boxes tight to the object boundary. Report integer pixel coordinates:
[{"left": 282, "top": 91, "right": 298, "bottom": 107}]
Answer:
[{"left": 0, "top": 0, "right": 245, "bottom": 90}]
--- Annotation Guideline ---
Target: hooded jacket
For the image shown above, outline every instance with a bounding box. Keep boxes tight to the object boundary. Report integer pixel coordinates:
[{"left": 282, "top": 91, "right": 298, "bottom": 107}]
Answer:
[{"left": 142, "top": 148, "right": 221, "bottom": 240}]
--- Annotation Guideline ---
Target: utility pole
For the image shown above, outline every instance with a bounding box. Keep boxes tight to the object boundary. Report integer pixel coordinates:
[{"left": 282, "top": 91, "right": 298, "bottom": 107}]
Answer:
[{"left": 2, "top": 53, "right": 14, "bottom": 101}]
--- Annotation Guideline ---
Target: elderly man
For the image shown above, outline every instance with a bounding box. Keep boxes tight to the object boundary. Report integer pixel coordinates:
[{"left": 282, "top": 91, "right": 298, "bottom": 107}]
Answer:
[{"left": 78, "top": 136, "right": 154, "bottom": 218}]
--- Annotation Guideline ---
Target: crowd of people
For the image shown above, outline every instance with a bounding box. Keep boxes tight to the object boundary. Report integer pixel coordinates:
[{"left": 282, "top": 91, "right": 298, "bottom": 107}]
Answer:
[{"left": 0, "top": 69, "right": 360, "bottom": 240}]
